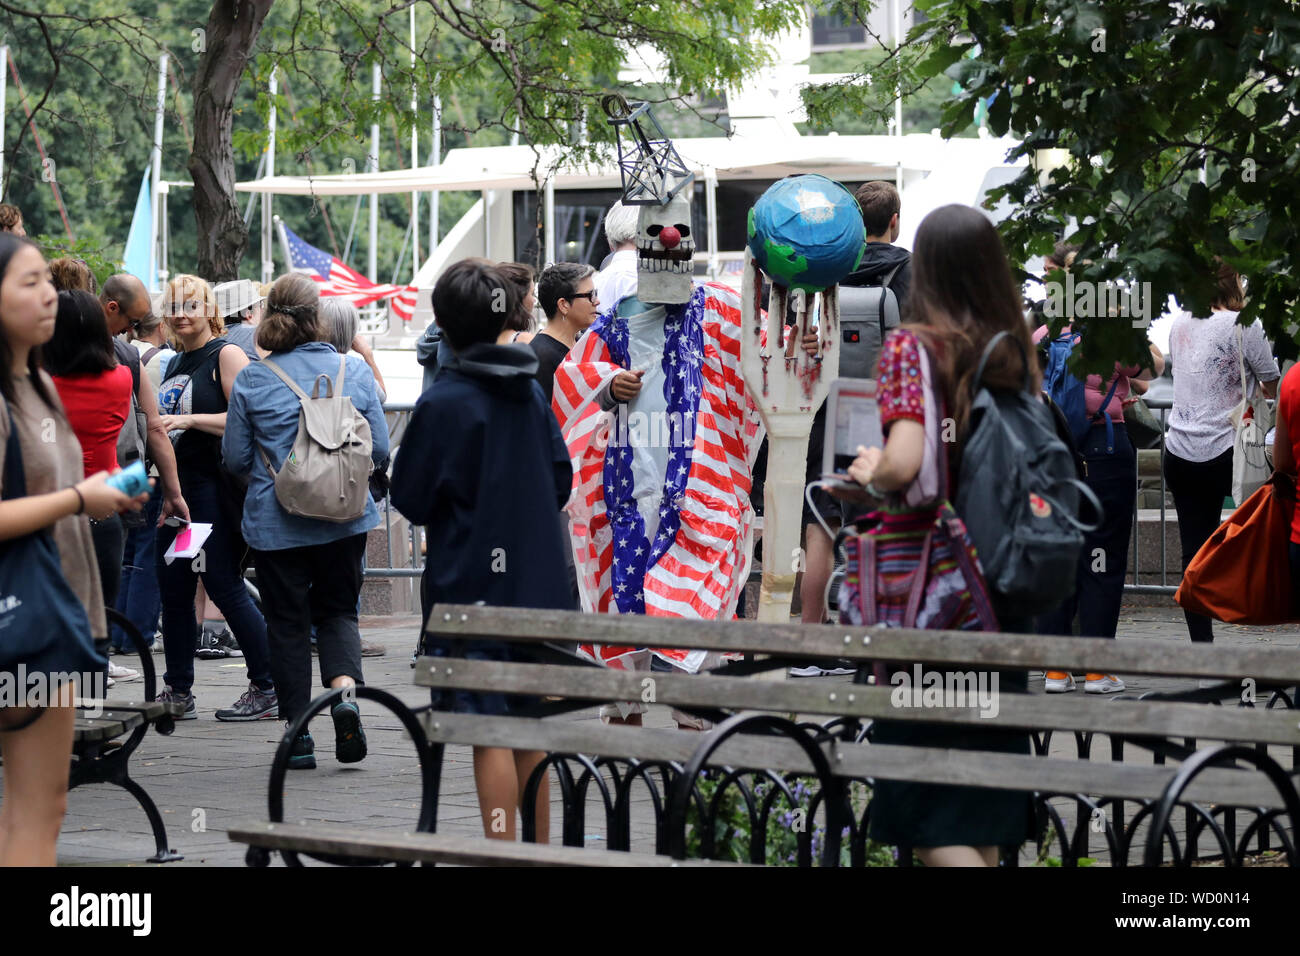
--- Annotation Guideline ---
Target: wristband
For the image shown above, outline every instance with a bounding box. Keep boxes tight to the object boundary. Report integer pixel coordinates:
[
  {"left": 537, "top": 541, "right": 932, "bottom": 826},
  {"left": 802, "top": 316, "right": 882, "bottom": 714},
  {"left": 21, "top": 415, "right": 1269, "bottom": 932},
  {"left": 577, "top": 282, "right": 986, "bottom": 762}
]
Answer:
[{"left": 70, "top": 485, "right": 85, "bottom": 515}]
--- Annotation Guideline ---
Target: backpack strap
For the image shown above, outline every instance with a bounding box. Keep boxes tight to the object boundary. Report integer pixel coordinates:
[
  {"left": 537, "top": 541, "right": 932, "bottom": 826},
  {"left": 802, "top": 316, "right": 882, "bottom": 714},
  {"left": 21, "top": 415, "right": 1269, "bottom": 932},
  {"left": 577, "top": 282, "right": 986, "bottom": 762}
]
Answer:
[
  {"left": 141, "top": 346, "right": 163, "bottom": 368},
  {"left": 260, "top": 358, "right": 312, "bottom": 401},
  {"left": 1089, "top": 372, "right": 1122, "bottom": 453},
  {"left": 1, "top": 402, "right": 25, "bottom": 501},
  {"left": 973, "top": 330, "right": 1033, "bottom": 397},
  {"left": 876, "top": 262, "right": 904, "bottom": 341}
]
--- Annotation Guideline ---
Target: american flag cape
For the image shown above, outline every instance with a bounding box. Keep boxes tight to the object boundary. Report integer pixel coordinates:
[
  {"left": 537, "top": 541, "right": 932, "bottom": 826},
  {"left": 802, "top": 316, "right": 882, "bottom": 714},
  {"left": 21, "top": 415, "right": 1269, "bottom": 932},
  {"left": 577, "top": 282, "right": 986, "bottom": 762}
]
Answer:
[
  {"left": 280, "top": 223, "right": 418, "bottom": 322},
  {"left": 552, "top": 283, "right": 763, "bottom": 672}
]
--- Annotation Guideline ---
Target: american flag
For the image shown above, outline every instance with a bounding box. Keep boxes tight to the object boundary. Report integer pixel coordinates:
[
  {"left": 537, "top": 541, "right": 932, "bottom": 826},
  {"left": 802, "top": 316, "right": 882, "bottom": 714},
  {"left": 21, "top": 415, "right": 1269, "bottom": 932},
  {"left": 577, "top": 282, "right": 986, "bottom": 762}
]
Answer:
[
  {"left": 552, "top": 283, "right": 764, "bottom": 670},
  {"left": 279, "top": 222, "right": 418, "bottom": 323}
]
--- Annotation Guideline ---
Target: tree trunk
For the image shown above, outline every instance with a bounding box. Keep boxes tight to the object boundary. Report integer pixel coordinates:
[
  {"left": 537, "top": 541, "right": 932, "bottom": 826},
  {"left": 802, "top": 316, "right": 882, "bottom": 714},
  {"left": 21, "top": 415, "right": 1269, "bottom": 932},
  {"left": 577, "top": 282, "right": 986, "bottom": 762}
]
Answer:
[{"left": 189, "top": 0, "right": 274, "bottom": 282}]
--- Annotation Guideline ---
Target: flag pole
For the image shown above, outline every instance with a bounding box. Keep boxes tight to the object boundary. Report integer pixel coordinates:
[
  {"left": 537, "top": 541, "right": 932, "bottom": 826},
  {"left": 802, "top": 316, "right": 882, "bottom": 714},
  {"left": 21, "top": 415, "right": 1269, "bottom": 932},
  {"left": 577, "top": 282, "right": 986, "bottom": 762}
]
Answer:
[
  {"left": 150, "top": 53, "right": 167, "bottom": 292},
  {"left": 369, "top": 64, "right": 380, "bottom": 285},
  {"left": 409, "top": 5, "right": 420, "bottom": 286},
  {"left": 0, "top": 46, "right": 8, "bottom": 200},
  {"left": 262, "top": 67, "right": 277, "bottom": 285}
]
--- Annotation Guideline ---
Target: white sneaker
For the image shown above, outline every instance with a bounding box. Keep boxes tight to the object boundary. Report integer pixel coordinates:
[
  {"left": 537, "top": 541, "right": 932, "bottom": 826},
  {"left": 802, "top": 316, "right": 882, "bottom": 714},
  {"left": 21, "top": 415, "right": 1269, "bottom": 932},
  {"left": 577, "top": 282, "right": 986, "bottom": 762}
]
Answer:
[
  {"left": 1085, "top": 674, "right": 1125, "bottom": 694},
  {"left": 1044, "top": 671, "right": 1076, "bottom": 693},
  {"left": 107, "top": 661, "right": 140, "bottom": 682},
  {"left": 106, "top": 675, "right": 116, "bottom": 688},
  {"left": 789, "top": 665, "right": 825, "bottom": 677}
]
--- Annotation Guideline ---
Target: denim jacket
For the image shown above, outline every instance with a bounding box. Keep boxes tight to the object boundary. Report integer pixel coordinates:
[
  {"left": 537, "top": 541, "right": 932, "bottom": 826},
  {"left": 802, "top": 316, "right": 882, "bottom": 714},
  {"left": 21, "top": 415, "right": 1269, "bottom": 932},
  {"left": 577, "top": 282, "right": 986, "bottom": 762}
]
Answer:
[{"left": 223, "top": 341, "right": 390, "bottom": 550}]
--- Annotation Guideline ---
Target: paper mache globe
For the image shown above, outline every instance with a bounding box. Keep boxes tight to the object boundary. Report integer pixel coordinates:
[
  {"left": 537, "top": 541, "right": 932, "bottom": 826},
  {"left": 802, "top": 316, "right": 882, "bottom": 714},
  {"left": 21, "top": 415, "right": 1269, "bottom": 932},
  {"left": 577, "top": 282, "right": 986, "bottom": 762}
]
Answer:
[{"left": 746, "top": 174, "right": 866, "bottom": 293}]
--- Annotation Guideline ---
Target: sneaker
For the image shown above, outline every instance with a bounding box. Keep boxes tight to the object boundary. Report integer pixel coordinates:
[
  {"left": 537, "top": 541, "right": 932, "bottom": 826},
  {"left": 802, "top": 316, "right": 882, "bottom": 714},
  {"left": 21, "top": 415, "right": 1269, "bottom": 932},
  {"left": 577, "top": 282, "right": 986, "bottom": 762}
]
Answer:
[
  {"left": 331, "top": 700, "right": 367, "bottom": 764},
  {"left": 106, "top": 675, "right": 115, "bottom": 689},
  {"left": 1044, "top": 671, "right": 1077, "bottom": 693},
  {"left": 288, "top": 730, "right": 316, "bottom": 770},
  {"left": 215, "top": 683, "right": 279, "bottom": 721},
  {"left": 157, "top": 687, "right": 198, "bottom": 719},
  {"left": 107, "top": 661, "right": 140, "bottom": 683},
  {"left": 359, "top": 639, "right": 386, "bottom": 658},
  {"left": 1085, "top": 673, "right": 1125, "bottom": 694},
  {"left": 153, "top": 637, "right": 164, "bottom": 654},
  {"left": 788, "top": 662, "right": 856, "bottom": 677},
  {"left": 196, "top": 625, "right": 242, "bottom": 660}
]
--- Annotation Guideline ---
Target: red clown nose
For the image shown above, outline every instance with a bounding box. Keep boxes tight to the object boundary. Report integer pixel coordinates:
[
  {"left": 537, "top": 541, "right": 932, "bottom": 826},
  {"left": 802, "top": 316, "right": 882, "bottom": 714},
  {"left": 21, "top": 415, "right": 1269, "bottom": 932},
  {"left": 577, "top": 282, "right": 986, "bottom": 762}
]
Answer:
[{"left": 658, "top": 225, "right": 681, "bottom": 249}]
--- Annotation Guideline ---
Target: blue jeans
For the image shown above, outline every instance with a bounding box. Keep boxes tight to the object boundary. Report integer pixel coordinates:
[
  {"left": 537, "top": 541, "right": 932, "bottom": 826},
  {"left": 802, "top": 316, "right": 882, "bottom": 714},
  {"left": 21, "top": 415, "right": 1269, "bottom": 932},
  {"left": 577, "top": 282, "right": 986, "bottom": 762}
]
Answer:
[
  {"left": 113, "top": 485, "right": 163, "bottom": 650},
  {"left": 158, "top": 473, "right": 272, "bottom": 695},
  {"left": 1037, "top": 422, "right": 1137, "bottom": 639}
]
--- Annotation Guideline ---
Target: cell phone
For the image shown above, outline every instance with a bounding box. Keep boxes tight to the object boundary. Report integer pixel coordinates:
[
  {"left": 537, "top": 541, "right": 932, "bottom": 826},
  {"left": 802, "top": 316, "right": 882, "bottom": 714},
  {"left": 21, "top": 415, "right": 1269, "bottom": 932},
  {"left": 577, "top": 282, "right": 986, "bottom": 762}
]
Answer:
[
  {"left": 823, "top": 378, "right": 882, "bottom": 476},
  {"left": 162, "top": 515, "right": 188, "bottom": 528}
]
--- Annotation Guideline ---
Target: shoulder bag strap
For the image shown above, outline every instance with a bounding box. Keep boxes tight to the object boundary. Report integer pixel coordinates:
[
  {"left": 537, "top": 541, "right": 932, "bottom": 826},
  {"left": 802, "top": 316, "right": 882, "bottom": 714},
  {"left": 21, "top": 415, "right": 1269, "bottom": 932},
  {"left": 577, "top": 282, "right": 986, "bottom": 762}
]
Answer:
[
  {"left": 141, "top": 346, "right": 163, "bottom": 367},
  {"left": 2, "top": 405, "right": 25, "bottom": 501}
]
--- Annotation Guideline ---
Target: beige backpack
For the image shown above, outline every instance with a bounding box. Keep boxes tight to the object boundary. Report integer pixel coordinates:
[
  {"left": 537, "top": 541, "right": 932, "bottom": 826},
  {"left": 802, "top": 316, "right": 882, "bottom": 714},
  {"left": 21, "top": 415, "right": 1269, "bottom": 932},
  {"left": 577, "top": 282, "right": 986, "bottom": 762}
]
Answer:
[{"left": 259, "top": 356, "right": 373, "bottom": 523}]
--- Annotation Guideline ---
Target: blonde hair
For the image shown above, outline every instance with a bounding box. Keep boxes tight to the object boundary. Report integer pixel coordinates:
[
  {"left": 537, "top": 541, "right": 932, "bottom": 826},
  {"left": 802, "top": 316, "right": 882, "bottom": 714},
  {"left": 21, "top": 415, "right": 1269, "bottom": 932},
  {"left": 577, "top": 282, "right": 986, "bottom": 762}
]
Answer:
[{"left": 163, "top": 274, "right": 223, "bottom": 338}]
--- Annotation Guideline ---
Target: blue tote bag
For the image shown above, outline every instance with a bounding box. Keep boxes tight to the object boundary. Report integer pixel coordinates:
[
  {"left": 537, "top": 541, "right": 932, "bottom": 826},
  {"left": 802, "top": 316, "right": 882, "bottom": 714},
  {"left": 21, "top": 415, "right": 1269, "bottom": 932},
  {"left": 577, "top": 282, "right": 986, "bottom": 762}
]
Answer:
[{"left": 0, "top": 407, "right": 99, "bottom": 676}]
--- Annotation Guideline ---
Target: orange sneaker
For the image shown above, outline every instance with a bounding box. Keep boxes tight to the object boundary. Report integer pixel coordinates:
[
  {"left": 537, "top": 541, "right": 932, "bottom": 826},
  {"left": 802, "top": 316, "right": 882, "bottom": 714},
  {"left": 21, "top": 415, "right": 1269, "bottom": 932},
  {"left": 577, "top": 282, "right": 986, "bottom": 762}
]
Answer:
[
  {"left": 1044, "top": 671, "right": 1076, "bottom": 693},
  {"left": 1085, "top": 673, "right": 1125, "bottom": 694}
]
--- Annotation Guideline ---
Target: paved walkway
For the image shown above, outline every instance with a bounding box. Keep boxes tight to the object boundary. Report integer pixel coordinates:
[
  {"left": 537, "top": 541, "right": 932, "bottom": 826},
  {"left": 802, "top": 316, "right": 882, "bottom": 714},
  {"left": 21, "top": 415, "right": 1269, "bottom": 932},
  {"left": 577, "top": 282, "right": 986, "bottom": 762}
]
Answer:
[{"left": 25, "top": 605, "right": 1300, "bottom": 866}]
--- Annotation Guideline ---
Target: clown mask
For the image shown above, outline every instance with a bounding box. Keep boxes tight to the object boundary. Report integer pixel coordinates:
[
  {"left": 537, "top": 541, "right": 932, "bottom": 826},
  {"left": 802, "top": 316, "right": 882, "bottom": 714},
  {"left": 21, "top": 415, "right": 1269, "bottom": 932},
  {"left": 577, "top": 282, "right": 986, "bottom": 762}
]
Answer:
[{"left": 636, "top": 191, "right": 694, "bottom": 305}]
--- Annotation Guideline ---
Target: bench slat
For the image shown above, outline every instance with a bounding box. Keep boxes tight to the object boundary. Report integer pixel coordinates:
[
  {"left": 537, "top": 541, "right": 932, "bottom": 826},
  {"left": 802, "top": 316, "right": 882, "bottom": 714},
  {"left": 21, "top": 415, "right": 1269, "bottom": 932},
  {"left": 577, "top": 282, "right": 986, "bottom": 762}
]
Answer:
[
  {"left": 415, "top": 657, "right": 1300, "bottom": 746},
  {"left": 421, "top": 712, "right": 1293, "bottom": 810},
  {"left": 228, "top": 822, "right": 745, "bottom": 867},
  {"left": 424, "top": 605, "right": 1300, "bottom": 683},
  {"left": 74, "top": 698, "right": 181, "bottom": 719},
  {"left": 73, "top": 716, "right": 132, "bottom": 741}
]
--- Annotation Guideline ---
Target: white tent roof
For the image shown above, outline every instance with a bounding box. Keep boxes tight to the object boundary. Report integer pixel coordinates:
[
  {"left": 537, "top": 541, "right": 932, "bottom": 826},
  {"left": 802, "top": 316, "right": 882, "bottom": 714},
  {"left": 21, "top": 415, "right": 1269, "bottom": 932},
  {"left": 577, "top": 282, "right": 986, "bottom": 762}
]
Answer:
[{"left": 234, "top": 133, "right": 1021, "bottom": 197}]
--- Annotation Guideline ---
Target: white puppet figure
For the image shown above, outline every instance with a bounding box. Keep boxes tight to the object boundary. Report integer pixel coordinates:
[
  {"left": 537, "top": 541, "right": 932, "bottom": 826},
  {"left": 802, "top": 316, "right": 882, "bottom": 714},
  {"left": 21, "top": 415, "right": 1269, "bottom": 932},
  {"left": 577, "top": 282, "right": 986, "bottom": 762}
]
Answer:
[{"left": 552, "top": 103, "right": 763, "bottom": 725}]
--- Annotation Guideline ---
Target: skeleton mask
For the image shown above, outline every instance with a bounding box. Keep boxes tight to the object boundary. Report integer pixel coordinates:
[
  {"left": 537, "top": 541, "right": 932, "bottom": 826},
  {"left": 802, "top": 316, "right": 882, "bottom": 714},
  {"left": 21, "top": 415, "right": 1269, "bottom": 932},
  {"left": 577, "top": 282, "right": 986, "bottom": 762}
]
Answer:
[{"left": 636, "top": 191, "right": 694, "bottom": 305}]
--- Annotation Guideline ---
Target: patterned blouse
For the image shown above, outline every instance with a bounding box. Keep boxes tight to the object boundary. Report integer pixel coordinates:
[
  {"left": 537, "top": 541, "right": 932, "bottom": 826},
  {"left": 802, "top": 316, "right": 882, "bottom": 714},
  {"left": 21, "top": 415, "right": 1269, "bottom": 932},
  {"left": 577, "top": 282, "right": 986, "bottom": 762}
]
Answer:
[{"left": 876, "top": 328, "right": 926, "bottom": 428}]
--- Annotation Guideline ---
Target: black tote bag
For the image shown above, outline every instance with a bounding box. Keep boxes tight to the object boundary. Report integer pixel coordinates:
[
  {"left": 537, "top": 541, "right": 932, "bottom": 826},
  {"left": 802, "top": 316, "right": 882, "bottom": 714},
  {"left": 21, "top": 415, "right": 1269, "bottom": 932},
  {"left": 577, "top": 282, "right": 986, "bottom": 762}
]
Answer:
[{"left": 0, "top": 408, "right": 97, "bottom": 674}]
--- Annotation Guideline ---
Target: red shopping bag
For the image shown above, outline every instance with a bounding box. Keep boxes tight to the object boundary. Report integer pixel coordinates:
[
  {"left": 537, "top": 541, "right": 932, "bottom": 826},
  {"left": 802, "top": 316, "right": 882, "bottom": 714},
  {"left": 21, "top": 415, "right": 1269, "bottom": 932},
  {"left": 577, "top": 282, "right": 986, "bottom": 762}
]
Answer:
[{"left": 1175, "top": 472, "right": 1297, "bottom": 625}]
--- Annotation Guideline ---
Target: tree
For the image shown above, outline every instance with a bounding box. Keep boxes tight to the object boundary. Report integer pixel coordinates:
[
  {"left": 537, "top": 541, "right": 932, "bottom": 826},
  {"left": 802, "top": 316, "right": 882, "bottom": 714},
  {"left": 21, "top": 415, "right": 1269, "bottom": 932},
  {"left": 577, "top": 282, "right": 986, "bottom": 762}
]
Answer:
[
  {"left": 809, "top": 0, "right": 1300, "bottom": 367},
  {"left": 189, "top": 0, "right": 274, "bottom": 280}
]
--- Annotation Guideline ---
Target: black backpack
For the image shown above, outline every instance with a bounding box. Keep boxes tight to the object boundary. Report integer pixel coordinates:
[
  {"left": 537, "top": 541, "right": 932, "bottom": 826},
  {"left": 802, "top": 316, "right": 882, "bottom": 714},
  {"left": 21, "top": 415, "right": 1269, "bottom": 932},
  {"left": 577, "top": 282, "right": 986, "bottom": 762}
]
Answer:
[
  {"left": 837, "top": 263, "right": 902, "bottom": 379},
  {"left": 954, "top": 331, "right": 1102, "bottom": 618}
]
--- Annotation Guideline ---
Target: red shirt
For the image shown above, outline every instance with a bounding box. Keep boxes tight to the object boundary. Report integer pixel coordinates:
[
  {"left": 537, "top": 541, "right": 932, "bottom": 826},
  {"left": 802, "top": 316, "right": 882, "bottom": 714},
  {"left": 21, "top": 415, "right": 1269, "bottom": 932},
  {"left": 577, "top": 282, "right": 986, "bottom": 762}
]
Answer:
[
  {"left": 52, "top": 365, "right": 133, "bottom": 478},
  {"left": 1280, "top": 364, "right": 1300, "bottom": 544}
]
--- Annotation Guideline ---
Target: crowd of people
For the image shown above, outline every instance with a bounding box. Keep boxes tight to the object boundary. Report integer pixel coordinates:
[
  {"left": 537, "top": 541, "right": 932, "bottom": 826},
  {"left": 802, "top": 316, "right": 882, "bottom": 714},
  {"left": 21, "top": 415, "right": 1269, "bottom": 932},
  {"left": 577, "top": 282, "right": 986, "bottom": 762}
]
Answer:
[{"left": 0, "top": 173, "right": 1297, "bottom": 869}]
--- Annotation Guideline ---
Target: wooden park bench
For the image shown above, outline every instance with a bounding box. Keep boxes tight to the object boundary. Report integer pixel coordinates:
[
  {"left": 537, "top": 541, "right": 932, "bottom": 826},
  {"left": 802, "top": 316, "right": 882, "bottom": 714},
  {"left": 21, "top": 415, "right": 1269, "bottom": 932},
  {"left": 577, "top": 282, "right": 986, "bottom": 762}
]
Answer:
[
  {"left": 231, "top": 604, "right": 1300, "bottom": 867},
  {"left": 69, "top": 610, "right": 186, "bottom": 862}
]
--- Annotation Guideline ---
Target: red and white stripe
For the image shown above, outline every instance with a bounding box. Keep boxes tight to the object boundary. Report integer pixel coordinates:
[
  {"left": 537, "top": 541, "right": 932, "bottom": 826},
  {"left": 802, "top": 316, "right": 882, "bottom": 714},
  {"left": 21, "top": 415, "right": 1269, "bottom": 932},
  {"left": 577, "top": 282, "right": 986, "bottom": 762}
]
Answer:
[{"left": 553, "top": 284, "right": 764, "bottom": 671}]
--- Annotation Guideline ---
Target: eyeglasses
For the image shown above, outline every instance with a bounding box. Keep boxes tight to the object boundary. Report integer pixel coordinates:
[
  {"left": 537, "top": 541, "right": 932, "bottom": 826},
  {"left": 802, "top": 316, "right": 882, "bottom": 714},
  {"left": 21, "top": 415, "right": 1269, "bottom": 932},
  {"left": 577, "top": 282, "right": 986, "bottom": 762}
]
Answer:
[{"left": 568, "top": 291, "right": 599, "bottom": 303}]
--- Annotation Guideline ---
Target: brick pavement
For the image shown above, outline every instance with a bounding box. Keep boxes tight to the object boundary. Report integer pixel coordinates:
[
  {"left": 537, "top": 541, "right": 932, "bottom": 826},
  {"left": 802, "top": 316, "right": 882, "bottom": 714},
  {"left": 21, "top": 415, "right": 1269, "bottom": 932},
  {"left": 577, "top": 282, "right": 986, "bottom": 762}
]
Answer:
[{"left": 16, "top": 604, "right": 1299, "bottom": 866}]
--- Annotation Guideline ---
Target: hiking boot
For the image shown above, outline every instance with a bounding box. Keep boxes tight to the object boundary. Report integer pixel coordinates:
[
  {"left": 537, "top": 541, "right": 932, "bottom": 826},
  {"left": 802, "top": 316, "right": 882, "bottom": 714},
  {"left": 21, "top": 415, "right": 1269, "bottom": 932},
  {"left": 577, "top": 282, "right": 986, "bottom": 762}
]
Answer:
[
  {"left": 196, "top": 625, "right": 242, "bottom": 660},
  {"left": 1085, "top": 674, "right": 1125, "bottom": 694},
  {"left": 288, "top": 730, "right": 316, "bottom": 770},
  {"left": 215, "top": 683, "right": 279, "bottom": 721},
  {"left": 157, "top": 687, "right": 198, "bottom": 719},
  {"left": 331, "top": 700, "right": 367, "bottom": 764},
  {"left": 107, "top": 661, "right": 140, "bottom": 683},
  {"left": 1044, "top": 671, "right": 1077, "bottom": 693}
]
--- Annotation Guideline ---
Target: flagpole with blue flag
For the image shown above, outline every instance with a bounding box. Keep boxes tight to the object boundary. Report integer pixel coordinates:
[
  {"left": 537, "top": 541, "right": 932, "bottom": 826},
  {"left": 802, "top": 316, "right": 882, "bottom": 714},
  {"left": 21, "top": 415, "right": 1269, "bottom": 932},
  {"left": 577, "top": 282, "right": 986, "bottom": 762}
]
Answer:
[{"left": 122, "top": 169, "right": 152, "bottom": 288}]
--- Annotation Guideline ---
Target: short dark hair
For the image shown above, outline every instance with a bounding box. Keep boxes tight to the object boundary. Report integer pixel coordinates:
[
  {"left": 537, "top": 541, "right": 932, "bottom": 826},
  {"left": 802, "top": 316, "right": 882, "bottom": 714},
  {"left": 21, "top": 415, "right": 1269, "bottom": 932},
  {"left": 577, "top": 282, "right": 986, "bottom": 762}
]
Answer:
[
  {"left": 538, "top": 262, "right": 595, "bottom": 320},
  {"left": 432, "top": 258, "right": 517, "bottom": 351},
  {"left": 855, "top": 181, "right": 901, "bottom": 237},
  {"left": 45, "top": 290, "right": 118, "bottom": 377},
  {"left": 1046, "top": 241, "right": 1080, "bottom": 271},
  {"left": 496, "top": 261, "right": 536, "bottom": 333}
]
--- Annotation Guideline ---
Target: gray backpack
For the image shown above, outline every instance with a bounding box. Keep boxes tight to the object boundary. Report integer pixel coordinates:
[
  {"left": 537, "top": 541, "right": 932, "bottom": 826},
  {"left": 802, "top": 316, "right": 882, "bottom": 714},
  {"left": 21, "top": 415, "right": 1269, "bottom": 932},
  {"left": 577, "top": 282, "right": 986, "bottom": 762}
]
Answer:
[
  {"left": 259, "top": 356, "right": 374, "bottom": 523},
  {"left": 837, "top": 263, "right": 902, "bottom": 379},
  {"left": 954, "top": 331, "right": 1102, "bottom": 618}
]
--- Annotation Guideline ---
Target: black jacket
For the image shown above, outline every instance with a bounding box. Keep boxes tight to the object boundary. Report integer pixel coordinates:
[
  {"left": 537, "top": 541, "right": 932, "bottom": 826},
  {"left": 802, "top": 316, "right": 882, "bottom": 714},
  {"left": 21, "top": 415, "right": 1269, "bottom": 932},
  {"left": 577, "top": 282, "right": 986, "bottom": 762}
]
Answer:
[{"left": 841, "top": 242, "right": 912, "bottom": 316}]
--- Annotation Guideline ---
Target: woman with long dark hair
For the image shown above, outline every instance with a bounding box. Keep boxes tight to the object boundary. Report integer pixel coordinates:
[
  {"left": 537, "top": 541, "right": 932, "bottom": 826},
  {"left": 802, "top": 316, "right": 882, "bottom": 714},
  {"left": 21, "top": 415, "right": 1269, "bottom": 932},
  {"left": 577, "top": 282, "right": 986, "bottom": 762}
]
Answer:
[
  {"left": 0, "top": 235, "right": 146, "bottom": 864},
  {"left": 835, "top": 203, "right": 1037, "bottom": 866}
]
